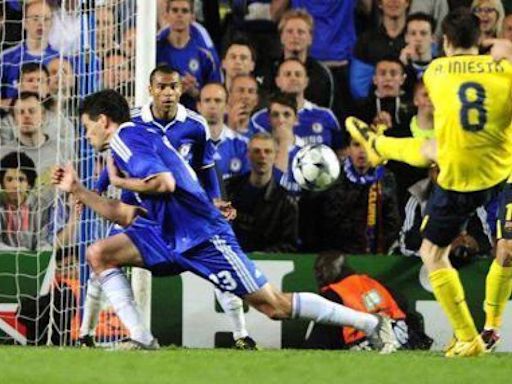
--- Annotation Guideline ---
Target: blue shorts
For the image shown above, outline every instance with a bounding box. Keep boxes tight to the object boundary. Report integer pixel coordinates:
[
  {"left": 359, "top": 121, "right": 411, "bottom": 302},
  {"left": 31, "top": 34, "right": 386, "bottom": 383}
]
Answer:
[
  {"left": 121, "top": 217, "right": 185, "bottom": 277},
  {"left": 422, "top": 184, "right": 500, "bottom": 247},
  {"left": 116, "top": 218, "right": 267, "bottom": 296},
  {"left": 174, "top": 232, "right": 268, "bottom": 297}
]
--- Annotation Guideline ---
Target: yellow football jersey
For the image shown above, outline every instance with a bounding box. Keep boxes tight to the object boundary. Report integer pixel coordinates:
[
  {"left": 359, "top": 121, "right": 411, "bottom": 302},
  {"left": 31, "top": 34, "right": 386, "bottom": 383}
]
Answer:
[{"left": 424, "top": 55, "right": 512, "bottom": 192}]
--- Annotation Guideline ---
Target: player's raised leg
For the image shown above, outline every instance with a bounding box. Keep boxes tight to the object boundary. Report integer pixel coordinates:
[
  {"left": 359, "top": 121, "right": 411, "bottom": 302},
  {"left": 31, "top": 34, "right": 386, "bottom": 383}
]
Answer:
[{"left": 345, "top": 116, "right": 435, "bottom": 168}]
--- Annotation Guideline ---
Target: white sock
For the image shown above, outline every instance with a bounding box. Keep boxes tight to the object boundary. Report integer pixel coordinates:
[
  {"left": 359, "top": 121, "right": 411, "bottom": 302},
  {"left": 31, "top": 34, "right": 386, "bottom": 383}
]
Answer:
[
  {"left": 292, "top": 292, "right": 378, "bottom": 335},
  {"left": 98, "top": 268, "right": 153, "bottom": 345},
  {"left": 215, "top": 289, "right": 248, "bottom": 340},
  {"left": 79, "top": 272, "right": 102, "bottom": 338}
]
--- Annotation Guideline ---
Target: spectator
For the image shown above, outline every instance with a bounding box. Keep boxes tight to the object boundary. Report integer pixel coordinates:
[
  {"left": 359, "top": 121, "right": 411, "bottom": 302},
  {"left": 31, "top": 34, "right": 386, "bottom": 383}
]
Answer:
[
  {"left": 0, "top": 152, "right": 78, "bottom": 250},
  {"left": 501, "top": 13, "right": 512, "bottom": 41},
  {"left": 409, "top": 80, "right": 434, "bottom": 140},
  {"left": 398, "top": 165, "right": 493, "bottom": 262},
  {"left": 121, "top": 25, "right": 137, "bottom": 58},
  {"left": 102, "top": 49, "right": 131, "bottom": 91},
  {"left": 471, "top": 0, "right": 505, "bottom": 45},
  {"left": 263, "top": 8, "right": 335, "bottom": 110},
  {"left": 400, "top": 13, "right": 438, "bottom": 96},
  {"left": 221, "top": 37, "right": 256, "bottom": 92},
  {"left": 305, "top": 136, "right": 401, "bottom": 254},
  {"left": 156, "top": 0, "right": 222, "bottom": 110},
  {"left": 250, "top": 59, "right": 342, "bottom": 150},
  {"left": 18, "top": 62, "right": 50, "bottom": 102},
  {"left": 0, "top": 0, "right": 59, "bottom": 106},
  {"left": 350, "top": 0, "right": 410, "bottom": 100},
  {"left": 277, "top": 0, "right": 357, "bottom": 122},
  {"left": 227, "top": 74, "right": 260, "bottom": 139},
  {"left": 95, "top": 5, "right": 118, "bottom": 56},
  {"left": 303, "top": 252, "right": 433, "bottom": 350},
  {"left": 0, "top": 92, "right": 73, "bottom": 185},
  {"left": 46, "top": 56, "right": 76, "bottom": 117},
  {"left": 225, "top": 132, "right": 298, "bottom": 253},
  {"left": 197, "top": 83, "right": 249, "bottom": 180},
  {"left": 408, "top": 0, "right": 449, "bottom": 39}
]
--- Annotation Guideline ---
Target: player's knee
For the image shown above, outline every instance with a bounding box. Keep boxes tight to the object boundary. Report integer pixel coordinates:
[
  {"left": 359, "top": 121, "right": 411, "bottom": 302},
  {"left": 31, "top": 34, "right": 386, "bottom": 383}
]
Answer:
[
  {"left": 496, "top": 239, "right": 512, "bottom": 266},
  {"left": 255, "top": 292, "right": 292, "bottom": 320},
  {"left": 86, "top": 243, "right": 107, "bottom": 272}
]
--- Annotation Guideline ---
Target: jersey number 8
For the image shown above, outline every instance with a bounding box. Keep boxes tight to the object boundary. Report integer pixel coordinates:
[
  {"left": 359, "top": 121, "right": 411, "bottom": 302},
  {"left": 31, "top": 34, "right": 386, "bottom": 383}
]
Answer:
[{"left": 458, "top": 82, "right": 487, "bottom": 132}]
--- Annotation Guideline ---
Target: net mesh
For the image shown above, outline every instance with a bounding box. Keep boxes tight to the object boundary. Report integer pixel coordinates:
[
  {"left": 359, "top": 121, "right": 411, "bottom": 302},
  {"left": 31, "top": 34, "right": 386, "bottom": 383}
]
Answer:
[{"left": 0, "top": 0, "right": 139, "bottom": 346}]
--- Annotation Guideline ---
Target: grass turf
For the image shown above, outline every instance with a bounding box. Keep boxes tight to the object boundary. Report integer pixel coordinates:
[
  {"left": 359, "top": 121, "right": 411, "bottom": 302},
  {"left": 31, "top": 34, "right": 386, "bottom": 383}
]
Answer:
[{"left": 1, "top": 347, "right": 511, "bottom": 384}]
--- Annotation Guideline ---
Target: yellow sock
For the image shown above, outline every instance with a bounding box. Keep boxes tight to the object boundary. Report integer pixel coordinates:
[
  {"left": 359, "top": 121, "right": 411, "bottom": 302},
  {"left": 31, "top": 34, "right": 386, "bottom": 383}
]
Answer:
[
  {"left": 374, "top": 136, "right": 431, "bottom": 167},
  {"left": 484, "top": 261, "right": 512, "bottom": 330},
  {"left": 429, "top": 268, "right": 478, "bottom": 341}
]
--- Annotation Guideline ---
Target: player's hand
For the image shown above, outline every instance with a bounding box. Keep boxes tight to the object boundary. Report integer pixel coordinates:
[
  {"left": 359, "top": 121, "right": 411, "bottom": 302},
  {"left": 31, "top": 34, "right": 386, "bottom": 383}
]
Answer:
[
  {"left": 106, "top": 155, "right": 126, "bottom": 189},
  {"left": 482, "top": 38, "right": 512, "bottom": 62},
  {"left": 51, "top": 162, "right": 79, "bottom": 193},
  {"left": 214, "top": 199, "right": 237, "bottom": 221}
]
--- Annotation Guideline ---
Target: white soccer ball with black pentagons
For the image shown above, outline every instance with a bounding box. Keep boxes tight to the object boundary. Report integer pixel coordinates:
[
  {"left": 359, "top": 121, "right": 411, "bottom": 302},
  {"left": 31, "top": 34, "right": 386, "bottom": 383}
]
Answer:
[{"left": 292, "top": 144, "right": 340, "bottom": 191}]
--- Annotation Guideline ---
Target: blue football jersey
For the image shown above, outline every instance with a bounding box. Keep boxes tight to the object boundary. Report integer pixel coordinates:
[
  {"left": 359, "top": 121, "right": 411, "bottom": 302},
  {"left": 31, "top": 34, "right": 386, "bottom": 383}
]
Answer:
[
  {"left": 0, "top": 42, "right": 60, "bottom": 98},
  {"left": 110, "top": 122, "right": 233, "bottom": 253},
  {"left": 249, "top": 100, "right": 342, "bottom": 149},
  {"left": 212, "top": 126, "right": 249, "bottom": 180}
]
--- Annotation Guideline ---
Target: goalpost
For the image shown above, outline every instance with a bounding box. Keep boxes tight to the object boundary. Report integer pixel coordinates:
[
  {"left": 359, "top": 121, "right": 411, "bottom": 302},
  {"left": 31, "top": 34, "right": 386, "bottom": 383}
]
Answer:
[{"left": 0, "top": 0, "right": 155, "bottom": 346}]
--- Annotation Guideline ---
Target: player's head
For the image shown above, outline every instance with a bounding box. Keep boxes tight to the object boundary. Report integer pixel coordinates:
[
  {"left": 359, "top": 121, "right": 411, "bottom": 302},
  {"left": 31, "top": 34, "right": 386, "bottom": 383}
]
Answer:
[
  {"left": 0, "top": 151, "right": 37, "bottom": 206},
  {"left": 222, "top": 36, "right": 256, "bottom": 79},
  {"left": 405, "top": 12, "right": 436, "bottom": 56},
  {"left": 278, "top": 8, "right": 314, "bottom": 57},
  {"left": 197, "top": 83, "right": 228, "bottom": 125},
  {"left": 268, "top": 92, "right": 298, "bottom": 133},
  {"left": 149, "top": 64, "right": 182, "bottom": 115},
  {"left": 442, "top": 8, "right": 481, "bottom": 54},
  {"left": 248, "top": 133, "right": 277, "bottom": 176},
  {"left": 79, "top": 89, "right": 131, "bottom": 152},
  {"left": 167, "top": 0, "right": 194, "bottom": 32},
  {"left": 275, "top": 58, "right": 309, "bottom": 97},
  {"left": 373, "top": 57, "right": 406, "bottom": 98}
]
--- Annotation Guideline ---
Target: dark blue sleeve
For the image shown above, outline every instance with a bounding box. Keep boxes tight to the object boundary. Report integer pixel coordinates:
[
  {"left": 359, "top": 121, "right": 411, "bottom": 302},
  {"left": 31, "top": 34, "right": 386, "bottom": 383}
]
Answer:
[
  {"left": 95, "top": 168, "right": 110, "bottom": 193},
  {"left": 349, "top": 58, "right": 375, "bottom": 101},
  {"left": 198, "top": 165, "right": 221, "bottom": 200},
  {"left": 110, "top": 129, "right": 169, "bottom": 179}
]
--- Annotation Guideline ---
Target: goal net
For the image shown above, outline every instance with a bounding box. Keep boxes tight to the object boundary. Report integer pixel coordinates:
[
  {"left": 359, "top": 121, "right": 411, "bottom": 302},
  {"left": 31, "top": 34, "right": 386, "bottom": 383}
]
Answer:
[{"left": 0, "top": 0, "right": 154, "bottom": 346}]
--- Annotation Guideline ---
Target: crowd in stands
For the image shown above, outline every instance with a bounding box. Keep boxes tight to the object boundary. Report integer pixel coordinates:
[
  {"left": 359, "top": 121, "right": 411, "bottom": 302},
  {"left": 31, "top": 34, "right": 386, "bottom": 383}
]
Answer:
[{"left": 0, "top": 0, "right": 510, "bottom": 261}]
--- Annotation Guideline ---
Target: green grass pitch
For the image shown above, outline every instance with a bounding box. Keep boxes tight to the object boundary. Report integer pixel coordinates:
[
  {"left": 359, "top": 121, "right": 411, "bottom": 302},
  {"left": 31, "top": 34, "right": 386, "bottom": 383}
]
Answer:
[{"left": 2, "top": 347, "right": 512, "bottom": 384}]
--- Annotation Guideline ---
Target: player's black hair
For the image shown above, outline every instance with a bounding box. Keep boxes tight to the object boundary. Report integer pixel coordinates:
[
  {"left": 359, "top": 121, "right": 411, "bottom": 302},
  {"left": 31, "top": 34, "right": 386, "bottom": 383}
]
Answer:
[
  {"left": 0, "top": 151, "right": 37, "bottom": 189},
  {"left": 406, "top": 12, "right": 436, "bottom": 34},
  {"left": 149, "top": 64, "right": 181, "bottom": 85},
  {"left": 442, "top": 7, "right": 480, "bottom": 49},
  {"left": 268, "top": 92, "right": 298, "bottom": 114},
  {"left": 79, "top": 89, "right": 131, "bottom": 124}
]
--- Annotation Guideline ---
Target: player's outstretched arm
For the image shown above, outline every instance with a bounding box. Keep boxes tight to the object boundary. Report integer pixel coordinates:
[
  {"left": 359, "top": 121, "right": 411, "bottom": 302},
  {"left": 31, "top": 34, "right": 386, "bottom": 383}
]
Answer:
[
  {"left": 51, "top": 163, "right": 144, "bottom": 227},
  {"left": 107, "top": 155, "right": 176, "bottom": 194},
  {"left": 482, "top": 38, "right": 512, "bottom": 62}
]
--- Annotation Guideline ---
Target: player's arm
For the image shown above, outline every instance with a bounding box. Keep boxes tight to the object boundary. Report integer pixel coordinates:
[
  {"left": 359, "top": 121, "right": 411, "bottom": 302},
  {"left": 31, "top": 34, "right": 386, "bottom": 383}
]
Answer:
[
  {"left": 52, "top": 164, "right": 145, "bottom": 227},
  {"left": 107, "top": 154, "right": 176, "bottom": 194}
]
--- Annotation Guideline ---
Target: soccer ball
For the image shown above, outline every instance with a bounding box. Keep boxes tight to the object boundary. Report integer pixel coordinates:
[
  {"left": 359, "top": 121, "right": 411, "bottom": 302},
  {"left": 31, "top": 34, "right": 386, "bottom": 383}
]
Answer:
[{"left": 291, "top": 144, "right": 340, "bottom": 191}]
